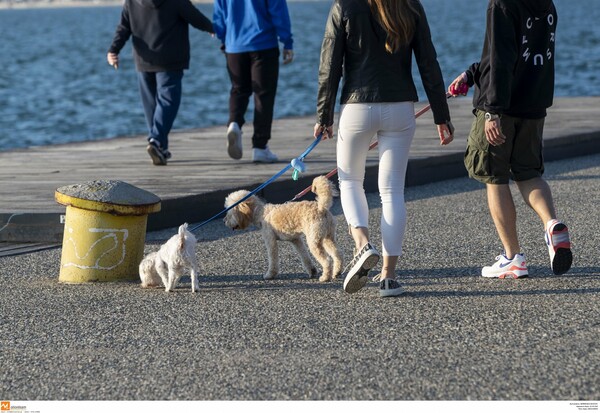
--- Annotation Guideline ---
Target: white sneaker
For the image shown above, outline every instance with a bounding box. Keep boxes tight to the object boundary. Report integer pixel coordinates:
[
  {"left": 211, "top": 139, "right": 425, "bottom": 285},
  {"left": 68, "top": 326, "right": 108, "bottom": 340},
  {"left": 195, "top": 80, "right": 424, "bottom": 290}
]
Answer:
[
  {"left": 252, "top": 146, "right": 279, "bottom": 163},
  {"left": 482, "top": 253, "right": 528, "bottom": 279},
  {"left": 545, "top": 219, "right": 572, "bottom": 275},
  {"left": 227, "top": 122, "right": 242, "bottom": 160}
]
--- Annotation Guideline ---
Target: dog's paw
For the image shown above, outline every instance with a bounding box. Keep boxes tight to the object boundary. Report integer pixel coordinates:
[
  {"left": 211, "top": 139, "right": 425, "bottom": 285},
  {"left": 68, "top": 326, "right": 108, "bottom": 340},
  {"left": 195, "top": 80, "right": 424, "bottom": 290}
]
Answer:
[
  {"left": 308, "top": 267, "right": 318, "bottom": 278},
  {"left": 318, "top": 274, "right": 331, "bottom": 282}
]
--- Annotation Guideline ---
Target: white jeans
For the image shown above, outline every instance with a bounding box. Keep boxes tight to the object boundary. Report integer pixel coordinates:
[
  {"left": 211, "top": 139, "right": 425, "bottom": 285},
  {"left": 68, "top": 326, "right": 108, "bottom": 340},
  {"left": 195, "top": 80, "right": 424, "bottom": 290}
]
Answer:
[{"left": 337, "top": 102, "right": 416, "bottom": 256}]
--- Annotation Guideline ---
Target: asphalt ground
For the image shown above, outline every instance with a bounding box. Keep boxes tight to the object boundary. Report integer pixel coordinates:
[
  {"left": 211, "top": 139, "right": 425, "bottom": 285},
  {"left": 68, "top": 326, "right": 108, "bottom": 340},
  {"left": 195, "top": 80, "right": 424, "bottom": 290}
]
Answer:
[{"left": 0, "top": 152, "right": 598, "bottom": 402}]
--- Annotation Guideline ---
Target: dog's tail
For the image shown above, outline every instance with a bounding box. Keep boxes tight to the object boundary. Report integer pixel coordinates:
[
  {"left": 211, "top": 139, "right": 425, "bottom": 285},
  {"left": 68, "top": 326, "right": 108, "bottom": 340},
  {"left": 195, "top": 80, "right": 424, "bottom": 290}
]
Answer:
[
  {"left": 178, "top": 223, "right": 189, "bottom": 250},
  {"left": 311, "top": 175, "right": 337, "bottom": 212}
]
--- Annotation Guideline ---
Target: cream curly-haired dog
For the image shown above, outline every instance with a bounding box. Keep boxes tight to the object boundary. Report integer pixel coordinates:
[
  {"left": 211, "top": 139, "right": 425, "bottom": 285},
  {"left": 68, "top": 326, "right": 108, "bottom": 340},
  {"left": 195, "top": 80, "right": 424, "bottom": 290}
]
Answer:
[{"left": 224, "top": 175, "right": 342, "bottom": 282}]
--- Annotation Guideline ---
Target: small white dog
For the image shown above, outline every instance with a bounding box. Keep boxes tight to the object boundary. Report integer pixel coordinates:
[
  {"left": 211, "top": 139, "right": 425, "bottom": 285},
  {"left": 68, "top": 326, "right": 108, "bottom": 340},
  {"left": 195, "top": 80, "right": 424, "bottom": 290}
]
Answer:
[
  {"left": 139, "top": 223, "right": 200, "bottom": 292},
  {"left": 223, "top": 175, "right": 342, "bottom": 282}
]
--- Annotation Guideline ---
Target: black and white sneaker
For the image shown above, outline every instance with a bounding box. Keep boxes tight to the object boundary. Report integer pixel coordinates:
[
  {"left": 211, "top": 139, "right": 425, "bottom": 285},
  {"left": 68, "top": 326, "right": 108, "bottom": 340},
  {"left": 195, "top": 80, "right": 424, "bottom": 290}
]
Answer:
[
  {"left": 343, "top": 243, "right": 380, "bottom": 294},
  {"left": 376, "top": 276, "right": 405, "bottom": 298},
  {"left": 147, "top": 139, "right": 167, "bottom": 166}
]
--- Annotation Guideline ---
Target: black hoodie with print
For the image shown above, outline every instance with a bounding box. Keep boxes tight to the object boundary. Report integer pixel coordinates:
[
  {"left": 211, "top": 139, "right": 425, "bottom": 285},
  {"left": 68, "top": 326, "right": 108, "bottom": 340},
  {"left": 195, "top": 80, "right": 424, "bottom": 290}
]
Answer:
[
  {"left": 108, "top": 0, "right": 213, "bottom": 72},
  {"left": 465, "top": 0, "right": 557, "bottom": 118}
]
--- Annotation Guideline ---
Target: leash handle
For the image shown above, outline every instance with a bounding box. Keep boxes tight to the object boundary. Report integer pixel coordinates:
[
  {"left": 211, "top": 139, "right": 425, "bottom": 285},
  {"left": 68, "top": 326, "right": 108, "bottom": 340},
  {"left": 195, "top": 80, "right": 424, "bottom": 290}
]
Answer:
[
  {"left": 291, "top": 95, "right": 453, "bottom": 201},
  {"left": 189, "top": 134, "right": 323, "bottom": 233}
]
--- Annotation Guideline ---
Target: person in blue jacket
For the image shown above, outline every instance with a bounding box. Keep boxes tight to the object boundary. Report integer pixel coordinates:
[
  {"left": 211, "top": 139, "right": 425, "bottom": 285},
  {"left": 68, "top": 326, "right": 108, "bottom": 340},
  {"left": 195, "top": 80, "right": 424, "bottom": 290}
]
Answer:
[
  {"left": 108, "top": 0, "right": 213, "bottom": 166},
  {"left": 213, "top": 0, "right": 294, "bottom": 163}
]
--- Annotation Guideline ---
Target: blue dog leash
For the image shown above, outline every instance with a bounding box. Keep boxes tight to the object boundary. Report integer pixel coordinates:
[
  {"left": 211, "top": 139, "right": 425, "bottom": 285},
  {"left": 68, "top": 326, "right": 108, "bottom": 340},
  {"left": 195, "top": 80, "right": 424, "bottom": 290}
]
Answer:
[{"left": 188, "top": 134, "right": 323, "bottom": 233}]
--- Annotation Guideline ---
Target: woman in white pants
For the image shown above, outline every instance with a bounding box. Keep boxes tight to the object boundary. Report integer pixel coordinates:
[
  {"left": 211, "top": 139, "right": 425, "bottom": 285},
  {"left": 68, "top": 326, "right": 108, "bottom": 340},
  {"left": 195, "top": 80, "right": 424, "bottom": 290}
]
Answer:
[{"left": 314, "top": 0, "right": 454, "bottom": 296}]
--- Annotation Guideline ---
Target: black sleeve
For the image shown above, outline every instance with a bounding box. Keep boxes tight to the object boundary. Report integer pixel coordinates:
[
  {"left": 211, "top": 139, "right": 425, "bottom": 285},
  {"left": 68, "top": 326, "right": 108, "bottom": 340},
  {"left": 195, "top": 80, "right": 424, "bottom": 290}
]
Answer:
[
  {"left": 411, "top": 1, "right": 450, "bottom": 124},
  {"left": 465, "top": 62, "right": 480, "bottom": 87},
  {"left": 316, "top": 0, "right": 345, "bottom": 127},
  {"left": 179, "top": 0, "right": 214, "bottom": 33},
  {"left": 108, "top": 3, "right": 132, "bottom": 54},
  {"left": 483, "top": 4, "right": 518, "bottom": 114}
]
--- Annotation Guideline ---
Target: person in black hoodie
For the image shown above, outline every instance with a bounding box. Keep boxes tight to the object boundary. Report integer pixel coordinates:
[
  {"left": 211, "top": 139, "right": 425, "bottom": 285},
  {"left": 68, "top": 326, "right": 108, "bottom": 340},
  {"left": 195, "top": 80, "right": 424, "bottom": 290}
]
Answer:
[
  {"left": 448, "top": 0, "right": 572, "bottom": 279},
  {"left": 107, "top": 0, "right": 213, "bottom": 165}
]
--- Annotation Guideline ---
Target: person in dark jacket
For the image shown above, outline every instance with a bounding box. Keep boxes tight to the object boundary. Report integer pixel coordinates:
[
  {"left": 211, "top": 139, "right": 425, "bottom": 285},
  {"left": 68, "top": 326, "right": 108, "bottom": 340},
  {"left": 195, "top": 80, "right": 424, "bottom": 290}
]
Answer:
[
  {"left": 107, "top": 0, "right": 214, "bottom": 165},
  {"left": 314, "top": 0, "right": 454, "bottom": 297},
  {"left": 448, "top": 0, "right": 572, "bottom": 279}
]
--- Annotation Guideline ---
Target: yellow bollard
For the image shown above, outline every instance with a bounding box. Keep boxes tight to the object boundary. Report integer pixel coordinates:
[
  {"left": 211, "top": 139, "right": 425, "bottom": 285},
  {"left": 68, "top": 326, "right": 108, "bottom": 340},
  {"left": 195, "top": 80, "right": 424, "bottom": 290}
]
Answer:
[{"left": 55, "top": 180, "right": 161, "bottom": 283}]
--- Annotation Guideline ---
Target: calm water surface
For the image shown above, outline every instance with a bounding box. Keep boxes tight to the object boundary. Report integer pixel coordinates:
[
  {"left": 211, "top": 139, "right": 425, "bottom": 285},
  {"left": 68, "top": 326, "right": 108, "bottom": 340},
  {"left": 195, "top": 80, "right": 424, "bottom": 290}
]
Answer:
[{"left": 0, "top": 0, "right": 598, "bottom": 150}]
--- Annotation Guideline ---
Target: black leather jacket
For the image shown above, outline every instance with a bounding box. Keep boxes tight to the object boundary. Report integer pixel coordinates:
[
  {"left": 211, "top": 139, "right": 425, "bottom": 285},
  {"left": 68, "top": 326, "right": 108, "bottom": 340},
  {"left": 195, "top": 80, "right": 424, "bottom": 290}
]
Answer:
[{"left": 316, "top": 0, "right": 450, "bottom": 126}]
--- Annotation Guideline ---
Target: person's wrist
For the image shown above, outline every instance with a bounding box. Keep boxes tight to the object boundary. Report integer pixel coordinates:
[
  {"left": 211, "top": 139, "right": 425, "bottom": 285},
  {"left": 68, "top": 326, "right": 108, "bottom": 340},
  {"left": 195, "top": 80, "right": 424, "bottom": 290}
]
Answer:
[{"left": 484, "top": 112, "right": 501, "bottom": 122}]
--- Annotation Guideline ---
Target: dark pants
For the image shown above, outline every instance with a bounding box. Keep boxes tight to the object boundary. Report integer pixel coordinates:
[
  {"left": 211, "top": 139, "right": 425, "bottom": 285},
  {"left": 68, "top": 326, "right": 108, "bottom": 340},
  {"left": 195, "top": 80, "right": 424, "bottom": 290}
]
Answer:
[
  {"left": 226, "top": 48, "right": 279, "bottom": 149},
  {"left": 137, "top": 70, "right": 184, "bottom": 150}
]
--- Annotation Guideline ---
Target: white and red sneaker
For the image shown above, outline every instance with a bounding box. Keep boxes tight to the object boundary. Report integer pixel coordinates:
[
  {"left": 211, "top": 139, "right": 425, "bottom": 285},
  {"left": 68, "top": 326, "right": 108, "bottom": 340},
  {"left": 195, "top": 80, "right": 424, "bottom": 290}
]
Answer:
[
  {"left": 545, "top": 219, "right": 572, "bottom": 275},
  {"left": 482, "top": 253, "right": 528, "bottom": 279}
]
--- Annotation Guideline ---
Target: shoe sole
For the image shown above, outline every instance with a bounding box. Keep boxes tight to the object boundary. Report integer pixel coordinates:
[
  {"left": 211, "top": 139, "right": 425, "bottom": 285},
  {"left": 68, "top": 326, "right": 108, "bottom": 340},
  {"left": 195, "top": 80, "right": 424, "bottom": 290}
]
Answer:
[
  {"left": 227, "top": 129, "right": 242, "bottom": 160},
  {"left": 482, "top": 270, "right": 529, "bottom": 279},
  {"left": 146, "top": 145, "right": 166, "bottom": 166},
  {"left": 343, "top": 253, "right": 379, "bottom": 294},
  {"left": 252, "top": 155, "right": 278, "bottom": 163},
  {"left": 547, "top": 223, "right": 572, "bottom": 275},
  {"left": 380, "top": 286, "right": 406, "bottom": 297},
  {"left": 551, "top": 248, "right": 572, "bottom": 275}
]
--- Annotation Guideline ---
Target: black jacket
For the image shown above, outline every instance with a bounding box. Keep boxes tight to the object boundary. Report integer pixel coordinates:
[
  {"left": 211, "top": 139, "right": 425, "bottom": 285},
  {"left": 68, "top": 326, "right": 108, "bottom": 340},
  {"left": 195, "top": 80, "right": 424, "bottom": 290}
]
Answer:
[
  {"left": 108, "top": 0, "right": 213, "bottom": 72},
  {"left": 465, "top": 0, "right": 556, "bottom": 118},
  {"left": 316, "top": 0, "right": 450, "bottom": 126}
]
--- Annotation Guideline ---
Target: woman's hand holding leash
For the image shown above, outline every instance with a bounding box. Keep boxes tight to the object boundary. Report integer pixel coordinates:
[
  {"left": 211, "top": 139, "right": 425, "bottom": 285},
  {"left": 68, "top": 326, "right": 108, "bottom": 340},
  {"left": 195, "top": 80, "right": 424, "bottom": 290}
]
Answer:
[{"left": 314, "top": 123, "right": 334, "bottom": 140}]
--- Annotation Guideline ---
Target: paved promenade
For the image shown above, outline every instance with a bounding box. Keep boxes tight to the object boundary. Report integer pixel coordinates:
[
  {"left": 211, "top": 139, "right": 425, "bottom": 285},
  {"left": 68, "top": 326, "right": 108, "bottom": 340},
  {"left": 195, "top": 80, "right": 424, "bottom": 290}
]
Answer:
[{"left": 1, "top": 96, "right": 599, "bottom": 244}]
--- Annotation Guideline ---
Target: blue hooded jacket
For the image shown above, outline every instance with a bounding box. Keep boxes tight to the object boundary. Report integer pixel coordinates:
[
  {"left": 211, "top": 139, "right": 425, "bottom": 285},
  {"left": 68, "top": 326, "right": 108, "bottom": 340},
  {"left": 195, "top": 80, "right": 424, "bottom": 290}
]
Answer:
[{"left": 213, "top": 0, "right": 293, "bottom": 53}]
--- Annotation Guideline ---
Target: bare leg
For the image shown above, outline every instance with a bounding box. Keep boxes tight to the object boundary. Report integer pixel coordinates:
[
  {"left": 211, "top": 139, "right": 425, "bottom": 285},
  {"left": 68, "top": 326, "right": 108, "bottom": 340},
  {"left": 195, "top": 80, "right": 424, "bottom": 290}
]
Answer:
[
  {"left": 349, "top": 226, "right": 370, "bottom": 252},
  {"left": 486, "top": 183, "right": 520, "bottom": 258},
  {"left": 380, "top": 256, "right": 399, "bottom": 280},
  {"left": 515, "top": 177, "right": 556, "bottom": 226}
]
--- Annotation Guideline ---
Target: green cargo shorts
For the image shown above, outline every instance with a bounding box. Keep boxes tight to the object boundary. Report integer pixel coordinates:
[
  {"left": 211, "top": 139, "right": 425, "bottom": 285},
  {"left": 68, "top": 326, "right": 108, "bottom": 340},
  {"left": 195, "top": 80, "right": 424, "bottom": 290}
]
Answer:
[{"left": 464, "top": 110, "right": 545, "bottom": 184}]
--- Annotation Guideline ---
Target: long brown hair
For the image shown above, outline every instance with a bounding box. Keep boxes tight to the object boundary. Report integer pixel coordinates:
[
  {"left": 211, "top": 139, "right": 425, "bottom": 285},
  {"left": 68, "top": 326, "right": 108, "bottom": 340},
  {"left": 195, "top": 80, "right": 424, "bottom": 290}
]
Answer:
[{"left": 368, "top": 0, "right": 418, "bottom": 53}]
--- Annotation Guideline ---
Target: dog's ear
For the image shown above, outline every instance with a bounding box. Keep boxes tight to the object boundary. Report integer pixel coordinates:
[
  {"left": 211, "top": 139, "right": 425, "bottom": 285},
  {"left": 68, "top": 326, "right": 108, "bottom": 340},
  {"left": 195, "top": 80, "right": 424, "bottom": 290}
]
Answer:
[
  {"left": 238, "top": 196, "right": 255, "bottom": 216},
  {"left": 236, "top": 197, "right": 255, "bottom": 229},
  {"left": 237, "top": 211, "right": 252, "bottom": 229}
]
